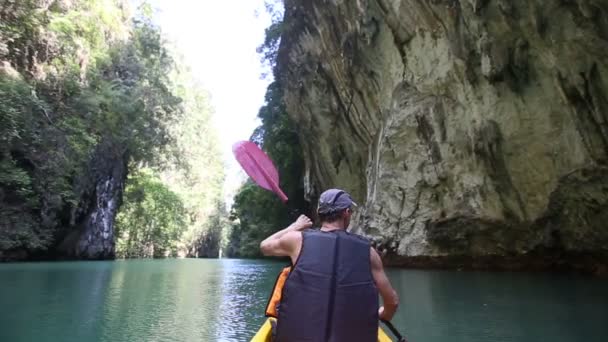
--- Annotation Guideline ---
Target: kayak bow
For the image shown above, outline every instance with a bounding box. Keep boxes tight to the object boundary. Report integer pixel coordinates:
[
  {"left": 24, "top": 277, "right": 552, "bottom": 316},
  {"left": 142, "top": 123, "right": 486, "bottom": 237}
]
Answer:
[{"left": 250, "top": 317, "right": 393, "bottom": 342}]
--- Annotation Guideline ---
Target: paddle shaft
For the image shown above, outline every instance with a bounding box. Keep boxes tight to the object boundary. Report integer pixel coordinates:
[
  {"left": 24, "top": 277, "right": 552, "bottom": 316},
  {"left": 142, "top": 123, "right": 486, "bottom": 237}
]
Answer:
[{"left": 381, "top": 319, "right": 407, "bottom": 342}]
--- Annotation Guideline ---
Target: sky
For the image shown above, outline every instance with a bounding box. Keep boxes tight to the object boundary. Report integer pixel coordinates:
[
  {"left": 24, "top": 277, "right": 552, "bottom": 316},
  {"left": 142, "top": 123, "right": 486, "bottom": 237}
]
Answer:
[{"left": 143, "top": 0, "right": 275, "bottom": 205}]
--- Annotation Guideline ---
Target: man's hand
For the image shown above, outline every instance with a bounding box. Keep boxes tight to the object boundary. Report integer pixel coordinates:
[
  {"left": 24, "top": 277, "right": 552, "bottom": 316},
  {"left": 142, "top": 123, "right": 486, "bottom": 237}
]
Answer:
[
  {"left": 292, "top": 215, "right": 312, "bottom": 231},
  {"left": 371, "top": 248, "right": 399, "bottom": 322},
  {"left": 259, "top": 215, "right": 310, "bottom": 261},
  {"left": 378, "top": 306, "right": 394, "bottom": 321}
]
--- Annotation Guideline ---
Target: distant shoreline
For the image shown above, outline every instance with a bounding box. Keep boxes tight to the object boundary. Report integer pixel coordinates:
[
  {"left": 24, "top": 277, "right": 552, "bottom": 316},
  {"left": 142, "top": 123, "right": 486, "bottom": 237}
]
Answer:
[
  {"left": 3, "top": 253, "right": 606, "bottom": 276},
  {"left": 382, "top": 253, "right": 608, "bottom": 276}
]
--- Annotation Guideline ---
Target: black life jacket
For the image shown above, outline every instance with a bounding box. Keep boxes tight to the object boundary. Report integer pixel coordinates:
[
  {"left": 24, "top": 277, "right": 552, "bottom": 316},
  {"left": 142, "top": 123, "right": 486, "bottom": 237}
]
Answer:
[{"left": 275, "top": 229, "right": 379, "bottom": 342}]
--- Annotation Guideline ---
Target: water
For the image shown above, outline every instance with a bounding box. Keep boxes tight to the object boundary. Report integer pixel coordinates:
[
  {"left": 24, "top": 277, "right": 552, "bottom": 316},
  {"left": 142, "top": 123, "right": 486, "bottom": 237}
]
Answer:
[{"left": 0, "top": 259, "right": 607, "bottom": 342}]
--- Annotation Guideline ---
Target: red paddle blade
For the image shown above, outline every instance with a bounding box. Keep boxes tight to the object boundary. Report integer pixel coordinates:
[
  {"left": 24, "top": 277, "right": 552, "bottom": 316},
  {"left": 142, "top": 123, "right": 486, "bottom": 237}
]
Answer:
[{"left": 232, "top": 140, "right": 288, "bottom": 203}]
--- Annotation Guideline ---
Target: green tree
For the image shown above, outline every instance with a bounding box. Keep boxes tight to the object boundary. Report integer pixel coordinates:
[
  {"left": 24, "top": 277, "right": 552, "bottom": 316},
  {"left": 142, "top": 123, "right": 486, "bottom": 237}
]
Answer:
[
  {"left": 115, "top": 169, "right": 186, "bottom": 258},
  {"left": 227, "top": 1, "right": 310, "bottom": 258},
  {"left": 227, "top": 80, "right": 309, "bottom": 257},
  {"left": 0, "top": 0, "right": 223, "bottom": 260},
  {"left": 158, "top": 67, "right": 226, "bottom": 257},
  {"left": 256, "top": 0, "right": 285, "bottom": 78}
]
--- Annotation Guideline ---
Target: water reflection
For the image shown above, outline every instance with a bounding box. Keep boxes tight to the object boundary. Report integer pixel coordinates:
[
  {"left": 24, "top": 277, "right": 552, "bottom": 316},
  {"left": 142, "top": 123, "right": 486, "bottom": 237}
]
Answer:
[
  {"left": 1, "top": 261, "right": 607, "bottom": 342},
  {"left": 0, "top": 262, "right": 115, "bottom": 341},
  {"left": 98, "top": 259, "right": 227, "bottom": 341},
  {"left": 387, "top": 269, "right": 608, "bottom": 342},
  {"left": 216, "top": 259, "right": 284, "bottom": 341}
]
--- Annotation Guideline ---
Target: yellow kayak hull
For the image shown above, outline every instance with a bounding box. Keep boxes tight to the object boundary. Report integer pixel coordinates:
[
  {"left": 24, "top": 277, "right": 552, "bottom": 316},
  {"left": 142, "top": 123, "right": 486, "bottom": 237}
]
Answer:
[{"left": 251, "top": 317, "right": 393, "bottom": 342}]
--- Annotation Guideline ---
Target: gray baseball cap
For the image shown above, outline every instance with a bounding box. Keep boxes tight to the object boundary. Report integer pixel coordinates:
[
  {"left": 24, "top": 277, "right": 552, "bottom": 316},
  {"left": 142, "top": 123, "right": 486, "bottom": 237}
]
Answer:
[{"left": 317, "top": 188, "right": 358, "bottom": 214}]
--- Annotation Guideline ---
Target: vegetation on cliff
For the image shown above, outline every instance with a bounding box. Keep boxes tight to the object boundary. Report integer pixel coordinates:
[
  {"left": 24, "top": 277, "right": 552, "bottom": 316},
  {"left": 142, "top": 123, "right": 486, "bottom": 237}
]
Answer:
[
  {"left": 0, "top": 0, "right": 225, "bottom": 260},
  {"left": 226, "top": 2, "right": 309, "bottom": 258},
  {"left": 226, "top": 82, "right": 308, "bottom": 258}
]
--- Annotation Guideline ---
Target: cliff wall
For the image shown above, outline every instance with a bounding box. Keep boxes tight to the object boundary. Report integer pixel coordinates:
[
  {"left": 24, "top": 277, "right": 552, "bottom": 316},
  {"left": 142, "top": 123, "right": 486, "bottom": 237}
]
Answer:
[{"left": 278, "top": 0, "right": 608, "bottom": 273}]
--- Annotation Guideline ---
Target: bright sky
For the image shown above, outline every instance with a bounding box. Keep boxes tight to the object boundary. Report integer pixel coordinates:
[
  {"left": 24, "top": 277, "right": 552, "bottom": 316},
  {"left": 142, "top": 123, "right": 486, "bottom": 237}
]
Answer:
[{"left": 145, "top": 0, "right": 274, "bottom": 205}]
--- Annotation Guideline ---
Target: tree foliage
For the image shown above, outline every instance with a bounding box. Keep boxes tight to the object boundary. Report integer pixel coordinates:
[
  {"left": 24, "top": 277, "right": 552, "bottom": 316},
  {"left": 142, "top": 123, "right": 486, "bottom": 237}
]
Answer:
[
  {"left": 227, "top": 80, "right": 309, "bottom": 257},
  {"left": 227, "top": 6, "right": 309, "bottom": 257},
  {"left": 256, "top": 0, "right": 284, "bottom": 78},
  {"left": 0, "top": 0, "right": 224, "bottom": 259},
  {"left": 147, "top": 67, "right": 226, "bottom": 259},
  {"left": 115, "top": 169, "right": 186, "bottom": 258}
]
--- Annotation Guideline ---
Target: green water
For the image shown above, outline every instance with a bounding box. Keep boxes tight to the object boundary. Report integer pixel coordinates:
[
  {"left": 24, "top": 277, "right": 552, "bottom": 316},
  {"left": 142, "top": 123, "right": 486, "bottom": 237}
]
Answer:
[{"left": 0, "top": 259, "right": 607, "bottom": 342}]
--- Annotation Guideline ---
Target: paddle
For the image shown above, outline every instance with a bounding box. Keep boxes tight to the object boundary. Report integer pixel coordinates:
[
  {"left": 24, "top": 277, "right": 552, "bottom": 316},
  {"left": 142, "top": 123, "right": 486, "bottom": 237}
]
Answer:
[
  {"left": 232, "top": 140, "right": 288, "bottom": 203},
  {"left": 381, "top": 319, "right": 408, "bottom": 342}
]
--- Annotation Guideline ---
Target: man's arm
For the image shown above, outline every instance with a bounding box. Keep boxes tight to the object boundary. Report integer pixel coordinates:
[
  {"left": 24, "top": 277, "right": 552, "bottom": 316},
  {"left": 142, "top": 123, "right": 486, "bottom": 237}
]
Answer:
[
  {"left": 370, "top": 247, "right": 399, "bottom": 321},
  {"left": 260, "top": 215, "right": 312, "bottom": 257}
]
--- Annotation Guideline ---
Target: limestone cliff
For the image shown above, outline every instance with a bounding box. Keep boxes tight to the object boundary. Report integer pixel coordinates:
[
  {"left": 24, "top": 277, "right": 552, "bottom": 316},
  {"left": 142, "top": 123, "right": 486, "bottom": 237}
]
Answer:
[
  {"left": 57, "top": 141, "right": 127, "bottom": 260},
  {"left": 277, "top": 0, "right": 608, "bottom": 273}
]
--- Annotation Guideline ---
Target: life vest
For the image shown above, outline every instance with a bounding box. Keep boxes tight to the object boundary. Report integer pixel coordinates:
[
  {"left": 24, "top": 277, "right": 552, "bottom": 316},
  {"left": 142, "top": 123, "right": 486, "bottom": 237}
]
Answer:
[
  {"left": 273, "top": 229, "right": 379, "bottom": 342},
  {"left": 265, "top": 265, "right": 291, "bottom": 318}
]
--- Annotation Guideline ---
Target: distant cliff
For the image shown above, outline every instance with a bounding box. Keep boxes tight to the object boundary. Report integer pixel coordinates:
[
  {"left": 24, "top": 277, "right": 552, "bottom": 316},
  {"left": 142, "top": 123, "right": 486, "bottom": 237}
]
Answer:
[{"left": 277, "top": 0, "right": 608, "bottom": 274}]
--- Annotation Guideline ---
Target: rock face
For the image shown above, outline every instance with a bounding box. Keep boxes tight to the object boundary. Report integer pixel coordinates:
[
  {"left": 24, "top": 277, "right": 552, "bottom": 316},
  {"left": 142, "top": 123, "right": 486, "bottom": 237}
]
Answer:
[
  {"left": 58, "top": 141, "right": 127, "bottom": 260},
  {"left": 74, "top": 143, "right": 126, "bottom": 259},
  {"left": 278, "top": 0, "right": 608, "bottom": 273}
]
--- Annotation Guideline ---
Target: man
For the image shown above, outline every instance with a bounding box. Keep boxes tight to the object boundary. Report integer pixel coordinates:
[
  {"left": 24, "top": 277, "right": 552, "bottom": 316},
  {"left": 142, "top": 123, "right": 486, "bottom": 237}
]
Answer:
[{"left": 260, "top": 188, "right": 399, "bottom": 341}]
